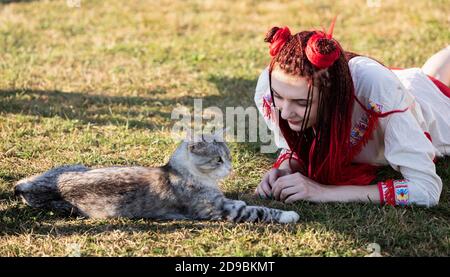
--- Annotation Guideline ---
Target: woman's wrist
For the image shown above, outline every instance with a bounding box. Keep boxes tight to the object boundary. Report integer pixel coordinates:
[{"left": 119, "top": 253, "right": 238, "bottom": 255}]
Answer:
[
  {"left": 277, "top": 159, "right": 293, "bottom": 173},
  {"left": 277, "top": 157, "right": 302, "bottom": 174},
  {"left": 310, "top": 184, "right": 381, "bottom": 203},
  {"left": 304, "top": 181, "right": 328, "bottom": 202}
]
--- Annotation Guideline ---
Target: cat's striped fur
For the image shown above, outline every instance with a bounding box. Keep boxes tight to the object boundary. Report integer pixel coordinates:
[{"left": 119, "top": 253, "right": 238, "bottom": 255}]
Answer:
[{"left": 14, "top": 135, "right": 299, "bottom": 223}]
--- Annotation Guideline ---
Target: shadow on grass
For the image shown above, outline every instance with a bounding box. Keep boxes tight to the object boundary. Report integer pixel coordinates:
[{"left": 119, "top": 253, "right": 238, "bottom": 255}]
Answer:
[
  {"left": 0, "top": 89, "right": 177, "bottom": 130},
  {"left": 206, "top": 75, "right": 256, "bottom": 107},
  {"left": 0, "top": 0, "right": 35, "bottom": 4},
  {"left": 0, "top": 202, "right": 297, "bottom": 237},
  {"left": 0, "top": 76, "right": 257, "bottom": 130}
]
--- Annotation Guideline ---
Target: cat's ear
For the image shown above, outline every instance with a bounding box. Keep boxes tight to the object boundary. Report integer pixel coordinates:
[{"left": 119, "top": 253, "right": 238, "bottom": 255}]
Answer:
[
  {"left": 185, "top": 129, "right": 205, "bottom": 152},
  {"left": 188, "top": 140, "right": 207, "bottom": 153},
  {"left": 188, "top": 141, "right": 195, "bottom": 152}
]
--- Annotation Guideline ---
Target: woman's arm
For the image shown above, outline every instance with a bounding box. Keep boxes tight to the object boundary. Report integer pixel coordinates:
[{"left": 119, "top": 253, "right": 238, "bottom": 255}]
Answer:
[
  {"left": 347, "top": 57, "right": 442, "bottom": 207},
  {"left": 273, "top": 154, "right": 380, "bottom": 203},
  {"left": 271, "top": 172, "right": 381, "bottom": 204},
  {"left": 312, "top": 183, "right": 381, "bottom": 203}
]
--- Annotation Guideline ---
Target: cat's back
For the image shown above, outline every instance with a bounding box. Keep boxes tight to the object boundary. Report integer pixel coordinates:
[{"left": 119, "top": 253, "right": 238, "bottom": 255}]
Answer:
[
  {"left": 56, "top": 165, "right": 180, "bottom": 218},
  {"left": 87, "top": 166, "right": 166, "bottom": 182},
  {"left": 58, "top": 165, "right": 172, "bottom": 195}
]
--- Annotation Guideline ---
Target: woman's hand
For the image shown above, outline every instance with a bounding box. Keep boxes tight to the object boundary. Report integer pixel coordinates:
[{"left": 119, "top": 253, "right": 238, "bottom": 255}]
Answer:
[
  {"left": 257, "top": 170, "right": 381, "bottom": 204},
  {"left": 271, "top": 172, "right": 325, "bottom": 203},
  {"left": 255, "top": 168, "right": 291, "bottom": 199}
]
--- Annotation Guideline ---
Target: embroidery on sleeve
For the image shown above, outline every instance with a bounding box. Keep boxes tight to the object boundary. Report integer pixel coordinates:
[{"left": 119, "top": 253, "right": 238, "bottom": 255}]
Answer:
[
  {"left": 367, "top": 99, "right": 383, "bottom": 113},
  {"left": 378, "top": 179, "right": 410, "bottom": 206},
  {"left": 349, "top": 100, "right": 384, "bottom": 147},
  {"left": 394, "top": 179, "right": 409, "bottom": 206},
  {"left": 350, "top": 116, "right": 369, "bottom": 146},
  {"left": 378, "top": 180, "right": 395, "bottom": 206}
]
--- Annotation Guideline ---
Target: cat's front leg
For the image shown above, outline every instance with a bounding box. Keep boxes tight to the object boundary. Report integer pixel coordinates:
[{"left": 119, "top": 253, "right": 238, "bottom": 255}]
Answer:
[{"left": 221, "top": 198, "right": 299, "bottom": 224}]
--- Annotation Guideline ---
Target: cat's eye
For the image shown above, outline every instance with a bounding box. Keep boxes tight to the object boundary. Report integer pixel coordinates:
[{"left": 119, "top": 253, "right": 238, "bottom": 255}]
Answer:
[{"left": 215, "top": 157, "right": 223, "bottom": 163}]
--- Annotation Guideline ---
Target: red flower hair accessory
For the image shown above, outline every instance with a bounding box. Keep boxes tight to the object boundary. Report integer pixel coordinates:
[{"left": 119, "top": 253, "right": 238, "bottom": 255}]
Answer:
[
  {"left": 268, "top": 26, "right": 291, "bottom": 57},
  {"left": 305, "top": 17, "right": 341, "bottom": 69}
]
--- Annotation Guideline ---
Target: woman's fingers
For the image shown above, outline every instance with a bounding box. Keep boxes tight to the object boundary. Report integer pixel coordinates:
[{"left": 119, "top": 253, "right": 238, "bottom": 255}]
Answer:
[
  {"left": 284, "top": 193, "right": 304, "bottom": 204},
  {"left": 268, "top": 169, "right": 281, "bottom": 186},
  {"left": 272, "top": 176, "right": 296, "bottom": 201},
  {"left": 255, "top": 168, "right": 292, "bottom": 200},
  {"left": 254, "top": 173, "right": 272, "bottom": 199},
  {"left": 260, "top": 180, "right": 272, "bottom": 198},
  {"left": 279, "top": 186, "right": 303, "bottom": 202}
]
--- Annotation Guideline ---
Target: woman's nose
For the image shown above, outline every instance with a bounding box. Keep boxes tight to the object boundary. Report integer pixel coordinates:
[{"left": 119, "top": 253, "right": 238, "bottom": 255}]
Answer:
[{"left": 280, "top": 101, "right": 294, "bottom": 119}]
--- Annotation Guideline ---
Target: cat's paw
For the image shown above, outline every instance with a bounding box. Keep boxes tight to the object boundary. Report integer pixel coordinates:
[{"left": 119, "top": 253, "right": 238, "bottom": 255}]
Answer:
[{"left": 279, "top": 211, "right": 300, "bottom": 223}]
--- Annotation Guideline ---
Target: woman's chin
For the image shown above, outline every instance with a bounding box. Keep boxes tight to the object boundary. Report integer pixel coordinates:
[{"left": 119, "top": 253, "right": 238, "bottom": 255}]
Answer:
[{"left": 288, "top": 122, "right": 302, "bottom": 131}]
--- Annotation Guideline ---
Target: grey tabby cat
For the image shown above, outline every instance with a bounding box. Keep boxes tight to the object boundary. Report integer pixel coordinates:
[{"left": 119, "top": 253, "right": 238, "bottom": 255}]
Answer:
[{"left": 14, "top": 134, "right": 299, "bottom": 223}]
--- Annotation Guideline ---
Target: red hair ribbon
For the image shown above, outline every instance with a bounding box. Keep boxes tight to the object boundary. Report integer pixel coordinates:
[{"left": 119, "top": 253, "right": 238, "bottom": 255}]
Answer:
[
  {"left": 269, "top": 26, "right": 291, "bottom": 57},
  {"left": 305, "top": 16, "right": 341, "bottom": 69}
]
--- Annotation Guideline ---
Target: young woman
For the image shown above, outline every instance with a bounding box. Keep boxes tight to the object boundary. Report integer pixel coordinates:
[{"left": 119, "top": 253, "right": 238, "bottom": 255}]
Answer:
[{"left": 254, "top": 22, "right": 450, "bottom": 207}]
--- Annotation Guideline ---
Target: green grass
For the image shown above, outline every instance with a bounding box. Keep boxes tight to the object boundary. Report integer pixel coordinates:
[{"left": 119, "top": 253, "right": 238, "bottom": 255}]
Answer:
[{"left": 1, "top": 0, "right": 449, "bottom": 256}]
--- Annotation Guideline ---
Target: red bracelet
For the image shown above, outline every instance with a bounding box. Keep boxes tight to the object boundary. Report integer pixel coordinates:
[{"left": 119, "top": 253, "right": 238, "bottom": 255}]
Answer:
[
  {"left": 378, "top": 180, "right": 395, "bottom": 206},
  {"left": 378, "top": 179, "right": 410, "bottom": 206}
]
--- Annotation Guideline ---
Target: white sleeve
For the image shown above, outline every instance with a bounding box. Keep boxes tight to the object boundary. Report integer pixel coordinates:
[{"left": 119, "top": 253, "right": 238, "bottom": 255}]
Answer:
[
  {"left": 350, "top": 56, "right": 413, "bottom": 112},
  {"left": 254, "top": 67, "right": 289, "bottom": 149},
  {"left": 350, "top": 57, "right": 442, "bottom": 207},
  {"left": 381, "top": 110, "right": 442, "bottom": 207}
]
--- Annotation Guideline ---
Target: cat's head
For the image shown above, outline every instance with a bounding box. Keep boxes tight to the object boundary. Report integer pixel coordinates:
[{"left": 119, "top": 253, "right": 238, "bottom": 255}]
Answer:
[{"left": 171, "top": 132, "right": 232, "bottom": 180}]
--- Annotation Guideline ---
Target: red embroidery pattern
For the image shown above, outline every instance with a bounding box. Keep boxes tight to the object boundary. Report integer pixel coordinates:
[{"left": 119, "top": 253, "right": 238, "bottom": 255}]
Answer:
[
  {"left": 262, "top": 94, "right": 273, "bottom": 121},
  {"left": 349, "top": 100, "right": 383, "bottom": 147},
  {"left": 350, "top": 115, "right": 369, "bottom": 147},
  {"left": 394, "top": 180, "right": 409, "bottom": 206},
  {"left": 378, "top": 179, "right": 410, "bottom": 206}
]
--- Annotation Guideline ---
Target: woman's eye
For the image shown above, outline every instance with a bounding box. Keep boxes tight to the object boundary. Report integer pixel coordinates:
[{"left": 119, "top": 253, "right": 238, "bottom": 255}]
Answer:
[
  {"left": 273, "top": 96, "right": 283, "bottom": 106},
  {"left": 295, "top": 101, "right": 308, "bottom": 107}
]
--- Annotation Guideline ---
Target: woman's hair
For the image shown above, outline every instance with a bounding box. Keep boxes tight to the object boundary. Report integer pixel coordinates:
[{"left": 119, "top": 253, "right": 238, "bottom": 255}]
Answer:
[{"left": 265, "top": 28, "right": 378, "bottom": 186}]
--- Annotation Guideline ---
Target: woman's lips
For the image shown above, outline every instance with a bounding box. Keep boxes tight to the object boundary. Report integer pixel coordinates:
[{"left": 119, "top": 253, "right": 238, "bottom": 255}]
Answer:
[{"left": 287, "top": 119, "right": 302, "bottom": 125}]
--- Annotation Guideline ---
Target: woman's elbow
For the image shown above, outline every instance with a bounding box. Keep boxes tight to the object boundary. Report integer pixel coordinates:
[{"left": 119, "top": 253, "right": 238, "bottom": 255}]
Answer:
[
  {"left": 426, "top": 193, "right": 440, "bottom": 207},
  {"left": 409, "top": 179, "right": 442, "bottom": 207}
]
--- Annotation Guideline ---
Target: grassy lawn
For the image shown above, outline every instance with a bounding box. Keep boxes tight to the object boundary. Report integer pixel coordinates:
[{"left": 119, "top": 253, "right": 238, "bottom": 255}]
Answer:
[{"left": 0, "top": 0, "right": 449, "bottom": 256}]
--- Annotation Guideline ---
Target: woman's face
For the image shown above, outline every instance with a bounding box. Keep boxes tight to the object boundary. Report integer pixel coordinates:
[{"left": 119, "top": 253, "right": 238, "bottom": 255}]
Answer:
[{"left": 271, "top": 66, "right": 319, "bottom": 131}]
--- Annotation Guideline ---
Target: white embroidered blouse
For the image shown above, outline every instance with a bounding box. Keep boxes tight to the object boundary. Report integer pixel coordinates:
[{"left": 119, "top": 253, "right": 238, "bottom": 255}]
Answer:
[{"left": 254, "top": 56, "right": 450, "bottom": 207}]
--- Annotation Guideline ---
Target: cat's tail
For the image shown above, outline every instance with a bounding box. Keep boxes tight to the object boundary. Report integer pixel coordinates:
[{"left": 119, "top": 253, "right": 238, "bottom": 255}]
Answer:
[
  {"left": 222, "top": 199, "right": 300, "bottom": 224},
  {"left": 14, "top": 165, "right": 88, "bottom": 208}
]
